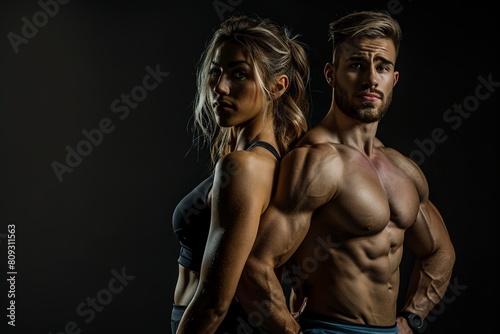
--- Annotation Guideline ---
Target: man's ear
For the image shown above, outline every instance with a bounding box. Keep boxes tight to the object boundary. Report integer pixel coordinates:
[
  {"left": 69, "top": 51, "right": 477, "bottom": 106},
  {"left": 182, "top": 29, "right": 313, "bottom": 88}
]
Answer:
[
  {"left": 393, "top": 70, "right": 399, "bottom": 87},
  {"left": 273, "top": 74, "right": 289, "bottom": 99},
  {"left": 324, "top": 62, "right": 334, "bottom": 87}
]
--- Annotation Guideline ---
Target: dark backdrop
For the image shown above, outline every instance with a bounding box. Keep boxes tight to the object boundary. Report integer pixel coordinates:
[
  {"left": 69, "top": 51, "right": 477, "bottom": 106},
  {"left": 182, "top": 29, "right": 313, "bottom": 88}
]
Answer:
[{"left": 1, "top": 0, "right": 498, "bottom": 333}]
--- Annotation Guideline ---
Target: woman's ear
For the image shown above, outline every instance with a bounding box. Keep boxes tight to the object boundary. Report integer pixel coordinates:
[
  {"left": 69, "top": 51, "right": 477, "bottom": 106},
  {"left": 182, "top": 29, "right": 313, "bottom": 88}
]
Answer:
[{"left": 273, "top": 74, "right": 289, "bottom": 99}]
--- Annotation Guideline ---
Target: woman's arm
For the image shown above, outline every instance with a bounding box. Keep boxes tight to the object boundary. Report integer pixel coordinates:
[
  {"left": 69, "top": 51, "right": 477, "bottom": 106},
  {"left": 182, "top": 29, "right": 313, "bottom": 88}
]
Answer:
[{"left": 177, "top": 151, "right": 276, "bottom": 334}]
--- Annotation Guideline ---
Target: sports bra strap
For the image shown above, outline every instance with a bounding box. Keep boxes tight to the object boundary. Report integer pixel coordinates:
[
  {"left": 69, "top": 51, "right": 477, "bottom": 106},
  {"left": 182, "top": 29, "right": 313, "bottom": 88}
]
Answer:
[{"left": 246, "top": 141, "right": 280, "bottom": 160}]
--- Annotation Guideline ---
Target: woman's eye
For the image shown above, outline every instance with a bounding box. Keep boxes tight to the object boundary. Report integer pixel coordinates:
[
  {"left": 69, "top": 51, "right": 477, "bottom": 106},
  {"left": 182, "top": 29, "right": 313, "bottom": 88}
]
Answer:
[
  {"left": 233, "top": 70, "right": 247, "bottom": 79},
  {"left": 209, "top": 68, "right": 221, "bottom": 77}
]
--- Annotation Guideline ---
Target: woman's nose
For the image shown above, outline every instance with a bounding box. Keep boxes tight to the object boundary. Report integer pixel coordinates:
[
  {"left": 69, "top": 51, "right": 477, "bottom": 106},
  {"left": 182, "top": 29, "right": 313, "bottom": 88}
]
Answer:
[{"left": 213, "top": 75, "right": 230, "bottom": 95}]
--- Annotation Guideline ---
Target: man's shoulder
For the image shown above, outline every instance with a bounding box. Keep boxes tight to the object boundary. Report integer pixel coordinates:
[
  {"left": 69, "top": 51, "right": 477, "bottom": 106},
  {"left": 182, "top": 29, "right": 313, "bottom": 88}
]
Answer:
[
  {"left": 291, "top": 140, "right": 337, "bottom": 160},
  {"left": 378, "top": 145, "right": 426, "bottom": 182},
  {"left": 378, "top": 145, "right": 412, "bottom": 164},
  {"left": 282, "top": 138, "right": 342, "bottom": 176},
  {"left": 296, "top": 127, "right": 337, "bottom": 150}
]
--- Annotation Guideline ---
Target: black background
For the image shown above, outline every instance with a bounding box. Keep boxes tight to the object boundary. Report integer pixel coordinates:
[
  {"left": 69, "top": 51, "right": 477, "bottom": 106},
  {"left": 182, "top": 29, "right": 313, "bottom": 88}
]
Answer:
[{"left": 1, "top": 0, "right": 498, "bottom": 333}]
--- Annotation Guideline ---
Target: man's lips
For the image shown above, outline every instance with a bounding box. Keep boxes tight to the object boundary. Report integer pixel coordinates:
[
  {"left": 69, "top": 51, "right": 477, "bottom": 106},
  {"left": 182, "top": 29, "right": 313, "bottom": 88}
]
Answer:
[{"left": 358, "top": 93, "right": 381, "bottom": 101}]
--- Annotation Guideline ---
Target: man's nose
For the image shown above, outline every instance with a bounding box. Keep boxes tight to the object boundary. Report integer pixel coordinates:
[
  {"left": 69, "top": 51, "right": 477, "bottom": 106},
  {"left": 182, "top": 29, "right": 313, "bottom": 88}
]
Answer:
[{"left": 363, "top": 67, "right": 378, "bottom": 88}]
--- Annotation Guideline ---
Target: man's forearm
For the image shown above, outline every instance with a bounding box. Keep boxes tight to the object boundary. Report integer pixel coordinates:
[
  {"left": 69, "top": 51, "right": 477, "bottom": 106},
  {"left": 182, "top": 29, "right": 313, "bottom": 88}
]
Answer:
[
  {"left": 402, "top": 248, "right": 455, "bottom": 318},
  {"left": 237, "top": 263, "right": 300, "bottom": 333}
]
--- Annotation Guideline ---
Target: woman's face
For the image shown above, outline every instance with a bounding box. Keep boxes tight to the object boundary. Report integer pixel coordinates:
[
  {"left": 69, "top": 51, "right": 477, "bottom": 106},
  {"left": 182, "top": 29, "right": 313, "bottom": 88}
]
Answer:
[{"left": 209, "top": 41, "right": 266, "bottom": 128}]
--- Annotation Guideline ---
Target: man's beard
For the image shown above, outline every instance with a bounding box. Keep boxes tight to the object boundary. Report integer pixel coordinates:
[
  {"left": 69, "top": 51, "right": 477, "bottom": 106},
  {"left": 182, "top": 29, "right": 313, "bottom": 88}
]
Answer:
[{"left": 334, "top": 81, "right": 392, "bottom": 123}]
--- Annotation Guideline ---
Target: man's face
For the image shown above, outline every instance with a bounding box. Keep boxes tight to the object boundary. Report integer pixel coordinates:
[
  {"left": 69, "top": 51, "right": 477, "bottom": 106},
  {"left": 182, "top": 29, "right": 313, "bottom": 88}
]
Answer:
[{"left": 328, "top": 37, "right": 399, "bottom": 123}]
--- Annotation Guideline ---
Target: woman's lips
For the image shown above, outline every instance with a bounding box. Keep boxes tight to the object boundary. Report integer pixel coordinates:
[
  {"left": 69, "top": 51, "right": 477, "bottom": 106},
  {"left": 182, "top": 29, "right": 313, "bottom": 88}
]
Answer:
[{"left": 214, "top": 100, "right": 234, "bottom": 111}]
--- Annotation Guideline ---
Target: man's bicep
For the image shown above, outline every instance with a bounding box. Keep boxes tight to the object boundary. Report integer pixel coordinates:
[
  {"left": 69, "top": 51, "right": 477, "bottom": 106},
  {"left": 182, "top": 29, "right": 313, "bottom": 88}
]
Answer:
[
  {"left": 251, "top": 147, "right": 334, "bottom": 266},
  {"left": 249, "top": 205, "right": 311, "bottom": 268},
  {"left": 406, "top": 200, "right": 454, "bottom": 257}
]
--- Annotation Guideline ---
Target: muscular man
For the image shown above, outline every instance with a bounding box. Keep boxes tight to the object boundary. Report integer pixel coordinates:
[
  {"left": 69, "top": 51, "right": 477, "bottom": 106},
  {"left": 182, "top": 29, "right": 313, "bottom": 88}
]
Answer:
[{"left": 236, "top": 10, "right": 455, "bottom": 334}]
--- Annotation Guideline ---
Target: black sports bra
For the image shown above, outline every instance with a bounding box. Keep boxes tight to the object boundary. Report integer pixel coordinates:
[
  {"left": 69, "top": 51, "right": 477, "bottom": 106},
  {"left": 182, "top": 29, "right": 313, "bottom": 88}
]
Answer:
[{"left": 172, "top": 141, "right": 280, "bottom": 273}]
